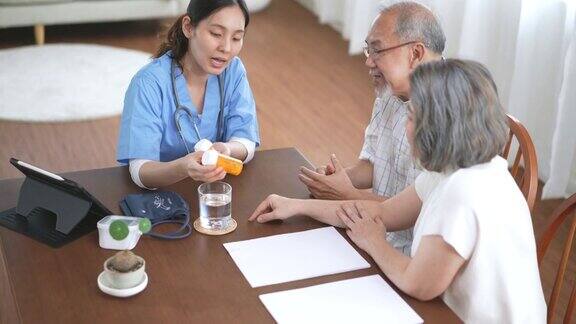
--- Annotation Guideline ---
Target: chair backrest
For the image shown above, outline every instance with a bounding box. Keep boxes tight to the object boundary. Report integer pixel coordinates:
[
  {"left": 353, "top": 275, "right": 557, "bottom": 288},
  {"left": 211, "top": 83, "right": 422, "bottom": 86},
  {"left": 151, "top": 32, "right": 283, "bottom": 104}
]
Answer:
[
  {"left": 501, "top": 114, "right": 539, "bottom": 212},
  {"left": 537, "top": 193, "right": 576, "bottom": 324}
]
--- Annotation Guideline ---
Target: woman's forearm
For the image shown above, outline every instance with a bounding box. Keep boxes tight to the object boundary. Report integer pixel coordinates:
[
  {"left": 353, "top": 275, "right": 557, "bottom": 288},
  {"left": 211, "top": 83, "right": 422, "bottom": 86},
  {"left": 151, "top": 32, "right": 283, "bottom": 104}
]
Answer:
[
  {"left": 378, "top": 185, "right": 422, "bottom": 232},
  {"left": 295, "top": 199, "right": 348, "bottom": 227},
  {"left": 295, "top": 197, "right": 413, "bottom": 230},
  {"left": 368, "top": 236, "right": 465, "bottom": 301},
  {"left": 368, "top": 239, "right": 413, "bottom": 293},
  {"left": 226, "top": 141, "right": 248, "bottom": 161},
  {"left": 355, "top": 190, "right": 388, "bottom": 201},
  {"left": 139, "top": 159, "right": 187, "bottom": 188}
]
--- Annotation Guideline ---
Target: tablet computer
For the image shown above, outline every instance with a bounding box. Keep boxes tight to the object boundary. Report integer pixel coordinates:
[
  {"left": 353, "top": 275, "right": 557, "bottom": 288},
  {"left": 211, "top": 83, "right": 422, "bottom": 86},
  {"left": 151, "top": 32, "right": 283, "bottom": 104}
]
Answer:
[{"left": 9, "top": 158, "right": 111, "bottom": 216}]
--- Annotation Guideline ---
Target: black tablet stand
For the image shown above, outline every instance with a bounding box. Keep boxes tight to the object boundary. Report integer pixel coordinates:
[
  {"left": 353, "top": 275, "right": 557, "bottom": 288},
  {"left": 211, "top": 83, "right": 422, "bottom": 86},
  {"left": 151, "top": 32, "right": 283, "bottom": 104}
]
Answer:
[{"left": 0, "top": 158, "right": 111, "bottom": 248}]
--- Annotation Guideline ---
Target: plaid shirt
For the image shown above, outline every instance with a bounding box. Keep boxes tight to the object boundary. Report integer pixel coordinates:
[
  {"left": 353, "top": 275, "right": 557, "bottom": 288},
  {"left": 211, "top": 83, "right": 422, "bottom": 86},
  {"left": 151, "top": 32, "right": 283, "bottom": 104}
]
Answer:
[{"left": 359, "top": 91, "right": 420, "bottom": 255}]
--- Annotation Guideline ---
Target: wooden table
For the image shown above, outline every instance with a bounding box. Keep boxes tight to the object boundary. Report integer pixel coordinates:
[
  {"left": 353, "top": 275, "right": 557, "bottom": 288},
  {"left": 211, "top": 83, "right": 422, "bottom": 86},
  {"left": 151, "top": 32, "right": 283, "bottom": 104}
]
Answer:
[{"left": 0, "top": 148, "right": 461, "bottom": 323}]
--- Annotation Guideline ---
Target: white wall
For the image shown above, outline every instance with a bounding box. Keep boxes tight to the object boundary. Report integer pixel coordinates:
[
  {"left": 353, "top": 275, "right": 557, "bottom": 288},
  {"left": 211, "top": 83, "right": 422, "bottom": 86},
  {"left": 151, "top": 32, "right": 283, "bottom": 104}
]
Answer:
[{"left": 295, "top": 0, "right": 315, "bottom": 12}]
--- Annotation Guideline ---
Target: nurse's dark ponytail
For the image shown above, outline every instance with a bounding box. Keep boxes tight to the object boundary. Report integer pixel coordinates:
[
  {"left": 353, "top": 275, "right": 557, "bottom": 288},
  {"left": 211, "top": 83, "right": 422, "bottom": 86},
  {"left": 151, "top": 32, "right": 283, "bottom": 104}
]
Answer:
[
  {"left": 155, "top": 14, "right": 187, "bottom": 61},
  {"left": 155, "top": 0, "right": 250, "bottom": 62}
]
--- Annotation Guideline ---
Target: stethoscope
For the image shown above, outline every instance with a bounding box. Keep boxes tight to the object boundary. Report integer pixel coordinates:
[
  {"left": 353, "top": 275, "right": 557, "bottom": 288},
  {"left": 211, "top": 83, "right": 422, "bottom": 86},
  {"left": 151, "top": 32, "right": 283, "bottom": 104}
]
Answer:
[
  {"left": 171, "top": 59, "right": 226, "bottom": 154},
  {"left": 153, "top": 59, "right": 225, "bottom": 240}
]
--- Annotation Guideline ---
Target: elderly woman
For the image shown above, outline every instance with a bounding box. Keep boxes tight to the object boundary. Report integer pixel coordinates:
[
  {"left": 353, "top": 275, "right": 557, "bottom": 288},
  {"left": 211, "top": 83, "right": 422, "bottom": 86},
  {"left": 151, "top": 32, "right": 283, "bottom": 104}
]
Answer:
[{"left": 249, "top": 59, "right": 546, "bottom": 323}]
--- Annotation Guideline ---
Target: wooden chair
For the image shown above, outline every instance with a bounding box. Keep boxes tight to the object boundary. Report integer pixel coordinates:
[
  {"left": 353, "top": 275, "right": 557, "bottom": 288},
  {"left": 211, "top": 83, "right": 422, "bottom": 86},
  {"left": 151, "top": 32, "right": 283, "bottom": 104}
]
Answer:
[
  {"left": 537, "top": 193, "right": 576, "bottom": 323},
  {"left": 501, "top": 114, "right": 539, "bottom": 212}
]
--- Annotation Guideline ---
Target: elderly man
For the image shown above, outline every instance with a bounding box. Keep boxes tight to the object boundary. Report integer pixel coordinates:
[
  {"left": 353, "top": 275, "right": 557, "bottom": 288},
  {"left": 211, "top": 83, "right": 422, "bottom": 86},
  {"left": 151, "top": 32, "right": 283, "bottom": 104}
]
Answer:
[{"left": 297, "top": 1, "right": 445, "bottom": 254}]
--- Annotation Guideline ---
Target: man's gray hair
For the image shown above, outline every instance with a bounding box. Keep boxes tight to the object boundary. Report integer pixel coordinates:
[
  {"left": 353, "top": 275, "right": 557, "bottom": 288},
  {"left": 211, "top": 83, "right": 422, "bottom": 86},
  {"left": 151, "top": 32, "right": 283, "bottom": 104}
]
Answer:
[
  {"left": 409, "top": 59, "right": 508, "bottom": 172},
  {"left": 380, "top": 1, "right": 446, "bottom": 54}
]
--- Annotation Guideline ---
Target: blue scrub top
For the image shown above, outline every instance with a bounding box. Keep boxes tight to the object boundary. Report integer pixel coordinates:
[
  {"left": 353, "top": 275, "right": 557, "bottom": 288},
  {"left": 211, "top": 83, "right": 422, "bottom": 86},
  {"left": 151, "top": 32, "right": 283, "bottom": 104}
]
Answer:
[{"left": 116, "top": 52, "right": 260, "bottom": 164}]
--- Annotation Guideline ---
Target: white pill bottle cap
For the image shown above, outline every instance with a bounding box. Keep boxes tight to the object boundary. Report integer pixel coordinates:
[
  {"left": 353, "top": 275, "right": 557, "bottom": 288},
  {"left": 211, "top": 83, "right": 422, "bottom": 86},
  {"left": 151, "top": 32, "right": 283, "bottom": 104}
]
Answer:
[
  {"left": 201, "top": 149, "right": 219, "bottom": 166},
  {"left": 194, "top": 139, "right": 213, "bottom": 152}
]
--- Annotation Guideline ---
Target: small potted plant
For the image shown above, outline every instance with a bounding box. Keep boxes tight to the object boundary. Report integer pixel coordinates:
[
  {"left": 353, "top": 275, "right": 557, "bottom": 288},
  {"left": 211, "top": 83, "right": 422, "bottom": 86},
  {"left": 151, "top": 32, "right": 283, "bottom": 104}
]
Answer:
[{"left": 104, "top": 250, "right": 145, "bottom": 289}]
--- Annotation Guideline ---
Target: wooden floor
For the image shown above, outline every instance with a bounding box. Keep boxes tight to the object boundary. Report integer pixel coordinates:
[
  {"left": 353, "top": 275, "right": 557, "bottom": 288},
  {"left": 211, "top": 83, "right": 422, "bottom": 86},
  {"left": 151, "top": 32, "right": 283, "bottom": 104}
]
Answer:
[
  {"left": 0, "top": 0, "right": 572, "bottom": 322},
  {"left": 0, "top": 0, "right": 373, "bottom": 179}
]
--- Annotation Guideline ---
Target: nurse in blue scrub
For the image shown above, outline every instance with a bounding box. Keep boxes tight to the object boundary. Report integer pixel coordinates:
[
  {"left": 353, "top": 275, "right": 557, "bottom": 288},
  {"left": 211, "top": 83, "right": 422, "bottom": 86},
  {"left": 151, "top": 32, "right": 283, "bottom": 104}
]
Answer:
[{"left": 117, "top": 0, "right": 259, "bottom": 189}]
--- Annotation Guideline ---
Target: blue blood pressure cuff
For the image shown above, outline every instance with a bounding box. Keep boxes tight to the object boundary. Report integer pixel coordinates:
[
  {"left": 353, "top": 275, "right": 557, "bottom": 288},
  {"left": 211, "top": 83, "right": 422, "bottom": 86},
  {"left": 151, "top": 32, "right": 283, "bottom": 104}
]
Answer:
[{"left": 119, "top": 191, "right": 191, "bottom": 239}]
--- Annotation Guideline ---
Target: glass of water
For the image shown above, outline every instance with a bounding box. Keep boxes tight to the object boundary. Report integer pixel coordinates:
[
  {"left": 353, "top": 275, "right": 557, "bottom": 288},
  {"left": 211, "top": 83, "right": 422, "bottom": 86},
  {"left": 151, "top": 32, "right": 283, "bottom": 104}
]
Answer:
[{"left": 198, "top": 181, "right": 232, "bottom": 231}]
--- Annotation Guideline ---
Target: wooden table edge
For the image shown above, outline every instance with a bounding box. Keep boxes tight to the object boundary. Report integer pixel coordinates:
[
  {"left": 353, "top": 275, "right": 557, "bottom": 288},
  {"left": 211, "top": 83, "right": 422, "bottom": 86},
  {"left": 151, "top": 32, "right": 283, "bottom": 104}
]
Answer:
[{"left": 0, "top": 232, "right": 22, "bottom": 324}]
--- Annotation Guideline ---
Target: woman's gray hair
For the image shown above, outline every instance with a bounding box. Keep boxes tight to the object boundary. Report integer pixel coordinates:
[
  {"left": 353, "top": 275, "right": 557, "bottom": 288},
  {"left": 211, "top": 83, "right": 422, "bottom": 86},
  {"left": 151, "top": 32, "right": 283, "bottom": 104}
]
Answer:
[{"left": 409, "top": 59, "right": 508, "bottom": 172}]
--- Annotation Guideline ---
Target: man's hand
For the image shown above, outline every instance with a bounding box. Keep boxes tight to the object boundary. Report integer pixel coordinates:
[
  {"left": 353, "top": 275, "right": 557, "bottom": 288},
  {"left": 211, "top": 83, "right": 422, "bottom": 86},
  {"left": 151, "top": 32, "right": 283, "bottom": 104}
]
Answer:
[
  {"left": 315, "top": 164, "right": 336, "bottom": 175},
  {"left": 299, "top": 154, "right": 359, "bottom": 200},
  {"left": 336, "top": 201, "right": 387, "bottom": 254},
  {"left": 248, "top": 194, "right": 299, "bottom": 223}
]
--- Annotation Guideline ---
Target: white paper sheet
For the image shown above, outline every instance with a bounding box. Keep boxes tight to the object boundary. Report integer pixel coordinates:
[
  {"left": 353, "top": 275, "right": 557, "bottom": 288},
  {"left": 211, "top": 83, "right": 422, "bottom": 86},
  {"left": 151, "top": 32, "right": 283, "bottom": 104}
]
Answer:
[
  {"left": 223, "top": 227, "right": 370, "bottom": 287},
  {"left": 260, "top": 275, "right": 423, "bottom": 324}
]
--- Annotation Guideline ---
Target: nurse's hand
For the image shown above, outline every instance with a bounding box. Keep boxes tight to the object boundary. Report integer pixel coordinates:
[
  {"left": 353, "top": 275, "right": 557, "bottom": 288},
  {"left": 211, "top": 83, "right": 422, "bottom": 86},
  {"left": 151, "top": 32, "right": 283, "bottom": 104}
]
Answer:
[
  {"left": 182, "top": 151, "right": 226, "bottom": 182},
  {"left": 211, "top": 142, "right": 231, "bottom": 156}
]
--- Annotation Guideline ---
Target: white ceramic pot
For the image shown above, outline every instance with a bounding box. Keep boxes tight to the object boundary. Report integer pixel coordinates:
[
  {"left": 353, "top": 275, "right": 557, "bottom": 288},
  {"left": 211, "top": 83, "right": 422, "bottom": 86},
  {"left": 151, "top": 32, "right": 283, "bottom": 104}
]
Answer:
[
  {"left": 104, "top": 255, "right": 146, "bottom": 289},
  {"left": 245, "top": 0, "right": 271, "bottom": 13}
]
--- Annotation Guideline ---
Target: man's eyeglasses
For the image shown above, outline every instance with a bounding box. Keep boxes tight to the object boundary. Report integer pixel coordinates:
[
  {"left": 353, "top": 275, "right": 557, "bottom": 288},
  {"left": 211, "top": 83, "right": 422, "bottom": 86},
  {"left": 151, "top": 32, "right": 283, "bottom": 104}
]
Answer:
[{"left": 363, "top": 41, "right": 419, "bottom": 59}]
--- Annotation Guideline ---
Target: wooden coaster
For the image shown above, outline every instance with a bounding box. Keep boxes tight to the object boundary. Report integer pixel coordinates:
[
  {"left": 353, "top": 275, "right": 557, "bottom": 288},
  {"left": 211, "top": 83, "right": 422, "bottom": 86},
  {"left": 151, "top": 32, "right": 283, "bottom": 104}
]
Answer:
[{"left": 193, "top": 218, "right": 237, "bottom": 235}]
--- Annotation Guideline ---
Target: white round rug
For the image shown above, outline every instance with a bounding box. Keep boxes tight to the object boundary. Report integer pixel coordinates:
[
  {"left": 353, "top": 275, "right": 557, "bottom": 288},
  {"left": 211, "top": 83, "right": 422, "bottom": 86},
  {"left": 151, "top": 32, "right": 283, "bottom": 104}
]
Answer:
[{"left": 0, "top": 44, "right": 151, "bottom": 122}]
